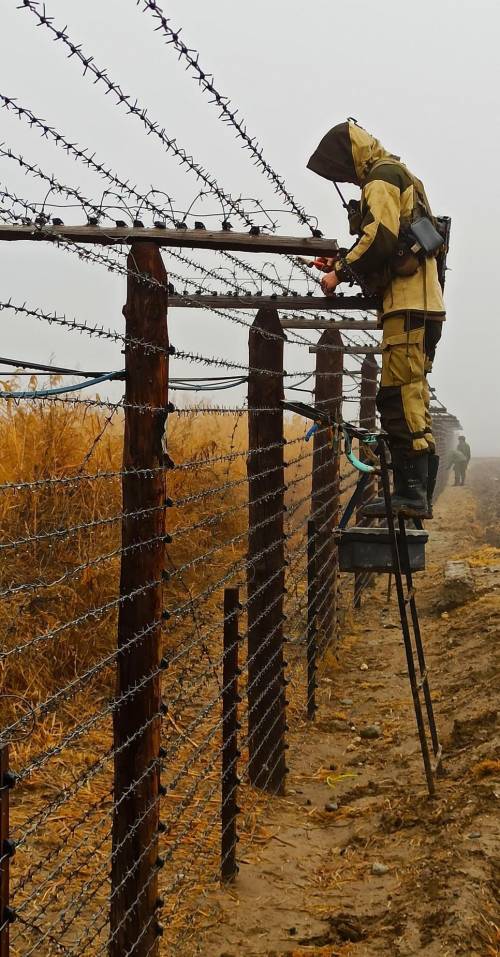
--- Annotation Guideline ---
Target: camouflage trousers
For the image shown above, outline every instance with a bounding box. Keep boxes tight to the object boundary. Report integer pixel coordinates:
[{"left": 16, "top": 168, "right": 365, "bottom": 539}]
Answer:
[{"left": 376, "top": 313, "right": 443, "bottom": 455}]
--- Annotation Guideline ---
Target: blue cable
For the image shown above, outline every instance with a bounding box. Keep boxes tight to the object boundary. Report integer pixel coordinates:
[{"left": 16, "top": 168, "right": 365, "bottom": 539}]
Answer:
[{"left": 0, "top": 370, "right": 124, "bottom": 400}]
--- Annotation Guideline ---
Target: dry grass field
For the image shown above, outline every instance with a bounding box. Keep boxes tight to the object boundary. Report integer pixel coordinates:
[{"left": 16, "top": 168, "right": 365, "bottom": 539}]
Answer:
[
  {"left": 0, "top": 386, "right": 338, "bottom": 955},
  {"left": 1, "top": 392, "right": 497, "bottom": 957}
]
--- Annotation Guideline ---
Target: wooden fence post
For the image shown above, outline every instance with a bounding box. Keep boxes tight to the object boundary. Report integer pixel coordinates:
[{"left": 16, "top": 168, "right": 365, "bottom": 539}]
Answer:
[
  {"left": 221, "top": 587, "right": 241, "bottom": 883},
  {"left": 0, "top": 745, "right": 11, "bottom": 957},
  {"left": 111, "top": 243, "right": 170, "bottom": 957},
  {"left": 311, "top": 328, "right": 343, "bottom": 647},
  {"left": 354, "top": 354, "right": 378, "bottom": 609},
  {"left": 306, "top": 519, "right": 318, "bottom": 720},
  {"left": 432, "top": 413, "right": 458, "bottom": 500},
  {"left": 247, "top": 307, "right": 287, "bottom": 795},
  {"left": 443, "top": 419, "right": 454, "bottom": 495},
  {"left": 432, "top": 414, "right": 444, "bottom": 498}
]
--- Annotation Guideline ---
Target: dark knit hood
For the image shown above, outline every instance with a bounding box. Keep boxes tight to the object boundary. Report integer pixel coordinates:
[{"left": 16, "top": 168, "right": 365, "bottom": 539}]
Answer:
[{"left": 307, "top": 120, "right": 394, "bottom": 186}]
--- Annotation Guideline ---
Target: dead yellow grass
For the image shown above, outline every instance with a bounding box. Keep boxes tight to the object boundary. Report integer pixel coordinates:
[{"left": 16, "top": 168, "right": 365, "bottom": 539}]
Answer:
[
  {"left": 465, "top": 545, "right": 500, "bottom": 567},
  {"left": 0, "top": 396, "right": 315, "bottom": 708},
  {"left": 0, "top": 390, "right": 332, "bottom": 954},
  {"left": 470, "top": 759, "right": 500, "bottom": 779}
]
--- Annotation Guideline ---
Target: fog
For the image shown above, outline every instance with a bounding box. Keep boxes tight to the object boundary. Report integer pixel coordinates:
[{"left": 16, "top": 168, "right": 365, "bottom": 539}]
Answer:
[{"left": 0, "top": 0, "right": 497, "bottom": 453}]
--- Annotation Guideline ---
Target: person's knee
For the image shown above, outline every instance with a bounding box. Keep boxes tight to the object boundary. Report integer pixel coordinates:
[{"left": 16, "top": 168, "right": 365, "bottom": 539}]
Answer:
[{"left": 381, "top": 326, "right": 425, "bottom": 389}]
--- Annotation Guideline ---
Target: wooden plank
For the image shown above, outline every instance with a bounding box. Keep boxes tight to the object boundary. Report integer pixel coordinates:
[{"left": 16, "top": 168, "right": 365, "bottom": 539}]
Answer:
[
  {"left": 169, "top": 294, "right": 378, "bottom": 311},
  {"left": 0, "top": 224, "right": 341, "bottom": 256},
  {"left": 110, "top": 242, "right": 169, "bottom": 957}
]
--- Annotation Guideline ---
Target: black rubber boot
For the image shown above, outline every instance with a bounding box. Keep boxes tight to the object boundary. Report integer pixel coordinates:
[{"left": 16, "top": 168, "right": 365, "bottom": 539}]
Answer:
[
  {"left": 362, "top": 451, "right": 404, "bottom": 517},
  {"left": 426, "top": 453, "right": 439, "bottom": 518},
  {"left": 361, "top": 495, "right": 387, "bottom": 517},
  {"left": 390, "top": 452, "right": 429, "bottom": 518}
]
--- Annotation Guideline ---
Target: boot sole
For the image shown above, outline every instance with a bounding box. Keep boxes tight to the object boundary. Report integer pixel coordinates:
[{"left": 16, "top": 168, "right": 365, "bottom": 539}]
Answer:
[
  {"left": 396, "top": 506, "right": 430, "bottom": 519},
  {"left": 361, "top": 506, "right": 387, "bottom": 518}
]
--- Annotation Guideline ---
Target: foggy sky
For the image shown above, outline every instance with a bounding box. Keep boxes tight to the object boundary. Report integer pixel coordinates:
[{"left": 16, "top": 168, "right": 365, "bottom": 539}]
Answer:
[{"left": 0, "top": 0, "right": 497, "bottom": 453}]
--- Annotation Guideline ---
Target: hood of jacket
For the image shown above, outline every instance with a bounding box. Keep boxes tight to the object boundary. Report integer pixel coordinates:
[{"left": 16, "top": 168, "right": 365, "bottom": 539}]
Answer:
[{"left": 307, "top": 120, "right": 396, "bottom": 186}]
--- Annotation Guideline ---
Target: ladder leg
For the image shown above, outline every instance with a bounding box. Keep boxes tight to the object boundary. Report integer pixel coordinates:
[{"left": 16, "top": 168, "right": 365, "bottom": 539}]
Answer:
[
  {"left": 397, "top": 517, "right": 442, "bottom": 768},
  {"left": 378, "top": 442, "right": 435, "bottom": 797}
]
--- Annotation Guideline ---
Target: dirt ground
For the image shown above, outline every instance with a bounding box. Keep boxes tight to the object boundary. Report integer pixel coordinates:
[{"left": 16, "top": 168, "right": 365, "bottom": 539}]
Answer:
[{"left": 198, "top": 461, "right": 500, "bottom": 957}]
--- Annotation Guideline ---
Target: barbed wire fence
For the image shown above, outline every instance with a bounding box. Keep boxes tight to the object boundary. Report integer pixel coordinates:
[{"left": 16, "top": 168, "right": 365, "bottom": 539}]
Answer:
[
  {"left": 0, "top": 4, "right": 463, "bottom": 956},
  {"left": 0, "top": 254, "right": 461, "bottom": 957}
]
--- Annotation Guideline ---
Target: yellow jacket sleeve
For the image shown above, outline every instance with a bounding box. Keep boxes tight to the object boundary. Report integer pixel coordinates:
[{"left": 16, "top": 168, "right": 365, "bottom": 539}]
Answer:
[{"left": 336, "top": 178, "right": 401, "bottom": 280}]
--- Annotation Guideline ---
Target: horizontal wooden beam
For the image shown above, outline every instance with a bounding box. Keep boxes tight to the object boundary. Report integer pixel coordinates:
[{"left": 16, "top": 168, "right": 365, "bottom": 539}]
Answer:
[
  {"left": 309, "top": 345, "right": 382, "bottom": 355},
  {"left": 168, "top": 294, "right": 378, "bottom": 311},
  {"left": 281, "top": 318, "right": 378, "bottom": 330},
  {"left": 0, "top": 224, "right": 343, "bottom": 256}
]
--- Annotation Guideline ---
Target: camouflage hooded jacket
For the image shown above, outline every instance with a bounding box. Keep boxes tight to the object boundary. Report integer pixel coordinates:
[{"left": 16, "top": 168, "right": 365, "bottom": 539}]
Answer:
[{"left": 307, "top": 121, "right": 446, "bottom": 320}]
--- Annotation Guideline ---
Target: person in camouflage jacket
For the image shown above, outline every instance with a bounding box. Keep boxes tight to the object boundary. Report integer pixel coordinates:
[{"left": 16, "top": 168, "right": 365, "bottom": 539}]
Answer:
[{"left": 307, "top": 120, "right": 446, "bottom": 518}]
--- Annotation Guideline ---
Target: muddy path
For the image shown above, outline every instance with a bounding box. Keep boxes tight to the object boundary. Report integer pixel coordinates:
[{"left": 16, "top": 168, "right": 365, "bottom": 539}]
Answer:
[{"left": 198, "top": 462, "right": 499, "bottom": 957}]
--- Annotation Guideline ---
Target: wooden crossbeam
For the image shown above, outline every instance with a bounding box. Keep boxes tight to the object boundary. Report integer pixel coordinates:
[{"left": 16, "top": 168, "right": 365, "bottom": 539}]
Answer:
[
  {"left": 168, "top": 294, "right": 378, "bottom": 311},
  {"left": 0, "top": 224, "right": 342, "bottom": 256}
]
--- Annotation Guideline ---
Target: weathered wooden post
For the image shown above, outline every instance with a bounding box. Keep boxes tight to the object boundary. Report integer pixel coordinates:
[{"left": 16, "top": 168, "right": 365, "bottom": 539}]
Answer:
[
  {"left": 431, "top": 414, "right": 443, "bottom": 498},
  {"left": 111, "top": 243, "right": 170, "bottom": 957},
  {"left": 247, "top": 307, "right": 287, "bottom": 794},
  {"left": 306, "top": 519, "right": 318, "bottom": 720},
  {"left": 311, "top": 328, "right": 343, "bottom": 647},
  {"left": 0, "top": 745, "right": 11, "bottom": 957},
  {"left": 432, "top": 413, "right": 458, "bottom": 500},
  {"left": 354, "top": 354, "right": 378, "bottom": 608},
  {"left": 443, "top": 417, "right": 453, "bottom": 494},
  {"left": 221, "top": 587, "right": 241, "bottom": 883}
]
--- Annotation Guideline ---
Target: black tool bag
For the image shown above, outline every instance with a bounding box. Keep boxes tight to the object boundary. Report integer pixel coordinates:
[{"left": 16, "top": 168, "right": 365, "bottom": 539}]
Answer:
[
  {"left": 338, "top": 526, "right": 428, "bottom": 573},
  {"left": 408, "top": 216, "right": 444, "bottom": 255},
  {"left": 391, "top": 215, "right": 444, "bottom": 278}
]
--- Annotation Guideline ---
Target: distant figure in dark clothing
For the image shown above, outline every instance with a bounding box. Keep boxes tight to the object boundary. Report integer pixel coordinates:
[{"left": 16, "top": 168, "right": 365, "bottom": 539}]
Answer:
[{"left": 448, "top": 435, "right": 471, "bottom": 486}]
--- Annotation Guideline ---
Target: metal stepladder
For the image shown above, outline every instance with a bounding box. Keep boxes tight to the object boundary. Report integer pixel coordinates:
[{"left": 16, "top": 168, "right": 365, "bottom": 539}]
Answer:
[{"left": 282, "top": 400, "right": 443, "bottom": 797}]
